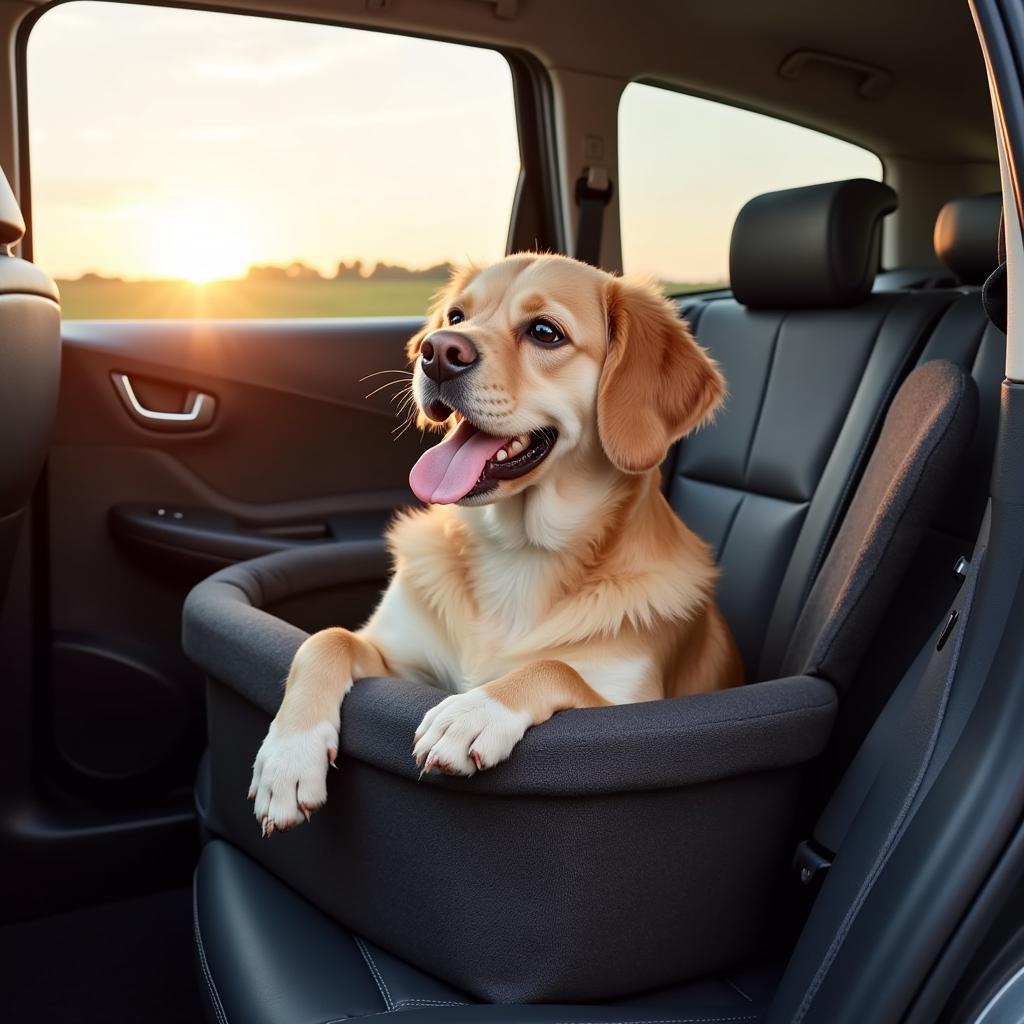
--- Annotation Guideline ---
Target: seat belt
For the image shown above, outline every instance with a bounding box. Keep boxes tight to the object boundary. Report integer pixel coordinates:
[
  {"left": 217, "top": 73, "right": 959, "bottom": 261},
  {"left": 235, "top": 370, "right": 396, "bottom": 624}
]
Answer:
[
  {"left": 792, "top": 534, "right": 981, "bottom": 897},
  {"left": 574, "top": 166, "right": 614, "bottom": 267}
]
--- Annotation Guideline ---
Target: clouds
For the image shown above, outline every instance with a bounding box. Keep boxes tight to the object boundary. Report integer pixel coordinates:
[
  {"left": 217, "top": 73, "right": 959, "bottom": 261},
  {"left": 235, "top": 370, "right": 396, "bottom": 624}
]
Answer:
[
  {"left": 193, "top": 48, "right": 339, "bottom": 84},
  {"left": 26, "top": 1, "right": 520, "bottom": 281}
]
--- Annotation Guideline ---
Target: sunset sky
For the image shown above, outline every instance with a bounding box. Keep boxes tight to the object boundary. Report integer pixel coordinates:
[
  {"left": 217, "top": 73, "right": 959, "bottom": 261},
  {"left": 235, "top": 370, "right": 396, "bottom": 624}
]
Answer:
[
  {"left": 27, "top": 2, "right": 521, "bottom": 282},
  {"left": 28, "top": 2, "right": 882, "bottom": 285}
]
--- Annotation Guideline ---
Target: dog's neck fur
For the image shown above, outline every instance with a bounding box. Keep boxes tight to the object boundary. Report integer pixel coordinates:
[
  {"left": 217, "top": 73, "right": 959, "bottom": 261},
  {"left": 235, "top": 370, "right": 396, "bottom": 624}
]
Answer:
[
  {"left": 388, "top": 444, "right": 717, "bottom": 649},
  {"left": 462, "top": 448, "right": 626, "bottom": 554}
]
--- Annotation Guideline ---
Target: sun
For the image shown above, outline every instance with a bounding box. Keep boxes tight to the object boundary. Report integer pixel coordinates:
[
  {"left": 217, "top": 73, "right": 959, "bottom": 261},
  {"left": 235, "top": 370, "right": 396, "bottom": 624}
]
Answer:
[{"left": 154, "top": 202, "right": 251, "bottom": 283}]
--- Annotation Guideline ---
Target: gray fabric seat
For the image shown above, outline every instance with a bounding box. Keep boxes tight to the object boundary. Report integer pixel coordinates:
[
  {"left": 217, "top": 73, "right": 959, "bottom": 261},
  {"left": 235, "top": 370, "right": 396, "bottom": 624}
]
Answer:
[{"left": 183, "top": 185, "right": 1002, "bottom": 1021}]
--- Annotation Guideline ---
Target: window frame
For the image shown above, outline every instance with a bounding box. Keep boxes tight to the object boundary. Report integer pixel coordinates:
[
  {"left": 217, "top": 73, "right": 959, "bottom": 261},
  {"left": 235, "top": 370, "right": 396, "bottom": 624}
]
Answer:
[
  {"left": 14, "top": 0, "right": 564, "bottom": 287},
  {"left": 616, "top": 77, "right": 885, "bottom": 296}
]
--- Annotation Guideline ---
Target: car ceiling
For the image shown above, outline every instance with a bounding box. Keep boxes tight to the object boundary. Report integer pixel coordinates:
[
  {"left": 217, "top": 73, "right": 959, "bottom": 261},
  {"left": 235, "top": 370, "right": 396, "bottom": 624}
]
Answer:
[{"left": 80, "top": 0, "right": 994, "bottom": 165}]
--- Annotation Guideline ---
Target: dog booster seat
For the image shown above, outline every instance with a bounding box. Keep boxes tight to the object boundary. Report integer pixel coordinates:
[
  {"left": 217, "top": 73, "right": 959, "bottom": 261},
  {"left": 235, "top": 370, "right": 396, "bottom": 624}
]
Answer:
[{"left": 182, "top": 359, "right": 975, "bottom": 1003}]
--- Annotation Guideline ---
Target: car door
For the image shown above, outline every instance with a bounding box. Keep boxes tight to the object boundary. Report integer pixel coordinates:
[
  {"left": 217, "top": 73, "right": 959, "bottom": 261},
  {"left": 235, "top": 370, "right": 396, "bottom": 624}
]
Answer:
[{"left": 1, "top": 0, "right": 558, "bottom": 922}]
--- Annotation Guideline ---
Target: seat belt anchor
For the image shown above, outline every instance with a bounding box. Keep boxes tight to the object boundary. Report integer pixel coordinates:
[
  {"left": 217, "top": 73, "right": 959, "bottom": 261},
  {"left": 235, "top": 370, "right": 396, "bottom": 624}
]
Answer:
[
  {"left": 793, "top": 838, "right": 832, "bottom": 888},
  {"left": 574, "top": 166, "right": 614, "bottom": 205},
  {"left": 573, "top": 166, "right": 614, "bottom": 267}
]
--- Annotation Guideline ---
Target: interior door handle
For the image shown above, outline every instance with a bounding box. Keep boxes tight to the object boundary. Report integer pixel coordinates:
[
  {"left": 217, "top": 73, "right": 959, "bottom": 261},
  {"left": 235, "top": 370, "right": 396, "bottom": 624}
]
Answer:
[{"left": 111, "top": 372, "right": 216, "bottom": 432}]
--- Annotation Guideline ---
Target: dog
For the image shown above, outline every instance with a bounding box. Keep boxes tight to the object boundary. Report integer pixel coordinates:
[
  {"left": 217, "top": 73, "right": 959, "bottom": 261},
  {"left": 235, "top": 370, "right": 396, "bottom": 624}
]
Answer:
[{"left": 250, "top": 253, "right": 744, "bottom": 833}]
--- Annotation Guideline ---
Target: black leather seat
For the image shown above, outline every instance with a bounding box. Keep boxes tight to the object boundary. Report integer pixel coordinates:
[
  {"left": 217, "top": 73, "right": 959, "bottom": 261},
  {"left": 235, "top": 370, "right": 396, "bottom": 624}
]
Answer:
[
  {"left": 821, "top": 191, "right": 1007, "bottom": 781},
  {"left": 188, "top": 185, "right": 1006, "bottom": 1023},
  {"left": 195, "top": 839, "right": 780, "bottom": 1024},
  {"left": 0, "top": 167, "right": 60, "bottom": 598},
  {"left": 672, "top": 179, "right": 956, "bottom": 680}
]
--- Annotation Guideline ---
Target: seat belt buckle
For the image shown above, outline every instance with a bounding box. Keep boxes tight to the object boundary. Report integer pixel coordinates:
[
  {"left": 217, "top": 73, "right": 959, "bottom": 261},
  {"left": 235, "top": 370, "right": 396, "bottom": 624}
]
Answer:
[{"left": 793, "top": 839, "right": 832, "bottom": 889}]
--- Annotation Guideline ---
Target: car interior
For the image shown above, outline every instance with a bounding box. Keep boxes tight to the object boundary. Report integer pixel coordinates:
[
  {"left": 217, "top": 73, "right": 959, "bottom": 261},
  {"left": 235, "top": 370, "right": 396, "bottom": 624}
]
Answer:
[{"left": 2, "top": 1, "right": 1024, "bottom": 1022}]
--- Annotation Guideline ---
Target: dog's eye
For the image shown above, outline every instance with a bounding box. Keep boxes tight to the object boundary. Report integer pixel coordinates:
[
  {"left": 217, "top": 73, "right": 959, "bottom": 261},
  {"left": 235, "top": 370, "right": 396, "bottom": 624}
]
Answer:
[
  {"left": 527, "top": 319, "right": 565, "bottom": 347},
  {"left": 447, "top": 309, "right": 465, "bottom": 326}
]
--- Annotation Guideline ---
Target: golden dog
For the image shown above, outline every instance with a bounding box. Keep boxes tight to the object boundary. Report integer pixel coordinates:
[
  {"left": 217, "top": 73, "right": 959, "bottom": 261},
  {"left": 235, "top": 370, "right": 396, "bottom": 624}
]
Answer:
[{"left": 251, "top": 253, "right": 743, "bottom": 833}]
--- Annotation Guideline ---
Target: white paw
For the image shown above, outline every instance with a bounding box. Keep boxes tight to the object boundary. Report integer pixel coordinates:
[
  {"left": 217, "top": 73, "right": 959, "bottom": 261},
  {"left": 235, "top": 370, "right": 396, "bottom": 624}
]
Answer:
[
  {"left": 412, "top": 691, "right": 530, "bottom": 777},
  {"left": 249, "top": 719, "right": 339, "bottom": 835}
]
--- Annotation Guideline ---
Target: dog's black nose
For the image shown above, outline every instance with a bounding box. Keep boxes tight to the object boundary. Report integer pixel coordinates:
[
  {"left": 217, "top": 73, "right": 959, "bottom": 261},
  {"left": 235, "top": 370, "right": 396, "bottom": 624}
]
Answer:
[{"left": 420, "top": 330, "right": 478, "bottom": 383}]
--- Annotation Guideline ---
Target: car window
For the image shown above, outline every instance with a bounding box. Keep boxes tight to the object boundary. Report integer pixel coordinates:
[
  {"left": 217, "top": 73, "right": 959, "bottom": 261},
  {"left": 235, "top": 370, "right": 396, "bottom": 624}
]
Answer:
[
  {"left": 26, "top": 2, "right": 521, "bottom": 319},
  {"left": 617, "top": 82, "right": 883, "bottom": 293}
]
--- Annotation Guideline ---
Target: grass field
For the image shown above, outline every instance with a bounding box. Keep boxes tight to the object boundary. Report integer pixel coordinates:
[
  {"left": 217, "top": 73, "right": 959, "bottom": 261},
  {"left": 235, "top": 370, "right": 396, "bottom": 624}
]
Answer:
[{"left": 54, "top": 276, "right": 728, "bottom": 320}]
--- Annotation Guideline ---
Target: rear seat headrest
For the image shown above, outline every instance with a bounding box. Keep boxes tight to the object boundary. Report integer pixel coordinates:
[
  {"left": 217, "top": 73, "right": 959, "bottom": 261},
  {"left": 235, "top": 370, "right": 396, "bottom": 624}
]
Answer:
[
  {"left": 0, "top": 166, "right": 25, "bottom": 247},
  {"left": 934, "top": 193, "right": 1002, "bottom": 286},
  {"left": 730, "top": 178, "right": 897, "bottom": 310}
]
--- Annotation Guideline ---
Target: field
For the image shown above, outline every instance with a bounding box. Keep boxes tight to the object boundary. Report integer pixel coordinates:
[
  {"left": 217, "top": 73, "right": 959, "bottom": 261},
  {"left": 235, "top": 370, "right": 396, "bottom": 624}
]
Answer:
[
  {"left": 55, "top": 277, "right": 447, "bottom": 320},
  {"left": 54, "top": 276, "right": 727, "bottom": 320}
]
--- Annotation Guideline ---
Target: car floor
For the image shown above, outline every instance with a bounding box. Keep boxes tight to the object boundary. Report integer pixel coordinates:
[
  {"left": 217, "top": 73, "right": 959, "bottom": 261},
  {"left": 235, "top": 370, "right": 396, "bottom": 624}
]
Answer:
[{"left": 0, "top": 886, "right": 202, "bottom": 1023}]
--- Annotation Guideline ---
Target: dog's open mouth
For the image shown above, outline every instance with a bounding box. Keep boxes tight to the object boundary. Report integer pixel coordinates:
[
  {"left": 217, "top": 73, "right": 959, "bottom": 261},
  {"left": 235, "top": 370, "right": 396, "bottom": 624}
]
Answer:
[{"left": 409, "top": 418, "right": 558, "bottom": 504}]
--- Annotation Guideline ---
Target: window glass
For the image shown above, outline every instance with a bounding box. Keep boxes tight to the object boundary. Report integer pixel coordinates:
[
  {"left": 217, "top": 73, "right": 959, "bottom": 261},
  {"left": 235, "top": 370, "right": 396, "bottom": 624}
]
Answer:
[
  {"left": 27, "top": 2, "right": 521, "bottom": 318},
  {"left": 617, "top": 83, "right": 883, "bottom": 292}
]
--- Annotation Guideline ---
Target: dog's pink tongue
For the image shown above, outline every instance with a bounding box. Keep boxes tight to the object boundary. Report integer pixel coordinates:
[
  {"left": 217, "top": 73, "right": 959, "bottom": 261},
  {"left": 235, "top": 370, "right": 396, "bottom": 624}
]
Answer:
[{"left": 410, "top": 419, "right": 509, "bottom": 504}]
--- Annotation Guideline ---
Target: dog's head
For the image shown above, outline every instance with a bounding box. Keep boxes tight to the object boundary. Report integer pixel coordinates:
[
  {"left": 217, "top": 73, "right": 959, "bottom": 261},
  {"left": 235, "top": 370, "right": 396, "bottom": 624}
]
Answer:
[{"left": 407, "top": 253, "right": 724, "bottom": 506}]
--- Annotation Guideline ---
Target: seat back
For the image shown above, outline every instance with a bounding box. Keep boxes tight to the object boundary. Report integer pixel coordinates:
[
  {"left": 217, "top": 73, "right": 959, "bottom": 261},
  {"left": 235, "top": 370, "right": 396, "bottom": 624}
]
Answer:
[
  {"left": 822, "top": 191, "right": 1007, "bottom": 779},
  {"left": 768, "top": 194, "right": 1010, "bottom": 1024},
  {"left": 668, "top": 179, "right": 955, "bottom": 680},
  {"left": 0, "top": 167, "right": 61, "bottom": 597}
]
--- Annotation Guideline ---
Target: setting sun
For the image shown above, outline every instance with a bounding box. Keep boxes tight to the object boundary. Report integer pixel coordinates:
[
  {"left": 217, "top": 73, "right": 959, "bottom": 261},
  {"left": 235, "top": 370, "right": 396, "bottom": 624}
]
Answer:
[{"left": 154, "top": 202, "right": 251, "bottom": 284}]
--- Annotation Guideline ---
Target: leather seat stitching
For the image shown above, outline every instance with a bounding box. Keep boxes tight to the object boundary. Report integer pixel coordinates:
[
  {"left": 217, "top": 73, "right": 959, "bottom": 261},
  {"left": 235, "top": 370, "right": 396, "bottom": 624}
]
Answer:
[
  {"left": 714, "top": 493, "right": 745, "bottom": 564},
  {"left": 740, "top": 311, "right": 785, "bottom": 484},
  {"left": 392, "top": 998, "right": 471, "bottom": 1007},
  {"left": 724, "top": 977, "right": 753, "bottom": 1002},
  {"left": 192, "top": 894, "right": 229, "bottom": 1024},
  {"left": 675, "top": 473, "right": 810, "bottom": 509},
  {"left": 354, "top": 935, "right": 395, "bottom": 1011}
]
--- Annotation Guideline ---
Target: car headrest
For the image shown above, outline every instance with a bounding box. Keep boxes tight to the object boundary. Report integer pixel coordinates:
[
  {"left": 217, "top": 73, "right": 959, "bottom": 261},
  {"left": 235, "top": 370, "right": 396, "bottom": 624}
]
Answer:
[
  {"left": 0, "top": 166, "right": 25, "bottom": 247},
  {"left": 730, "top": 178, "right": 897, "bottom": 309},
  {"left": 933, "top": 193, "right": 1002, "bottom": 286}
]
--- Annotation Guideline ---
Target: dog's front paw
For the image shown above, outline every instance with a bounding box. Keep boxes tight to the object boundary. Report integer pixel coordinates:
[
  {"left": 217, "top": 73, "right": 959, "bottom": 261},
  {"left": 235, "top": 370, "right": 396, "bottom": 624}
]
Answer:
[
  {"left": 249, "top": 719, "right": 339, "bottom": 835},
  {"left": 413, "top": 691, "right": 530, "bottom": 777}
]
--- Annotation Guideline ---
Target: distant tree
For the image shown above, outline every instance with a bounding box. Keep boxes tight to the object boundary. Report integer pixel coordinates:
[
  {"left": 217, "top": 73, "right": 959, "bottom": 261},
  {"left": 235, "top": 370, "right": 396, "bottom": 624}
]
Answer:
[
  {"left": 368, "top": 261, "right": 452, "bottom": 280},
  {"left": 286, "top": 261, "right": 322, "bottom": 280},
  {"left": 76, "top": 271, "right": 123, "bottom": 283},
  {"left": 246, "top": 264, "right": 289, "bottom": 281},
  {"left": 334, "top": 260, "right": 365, "bottom": 279}
]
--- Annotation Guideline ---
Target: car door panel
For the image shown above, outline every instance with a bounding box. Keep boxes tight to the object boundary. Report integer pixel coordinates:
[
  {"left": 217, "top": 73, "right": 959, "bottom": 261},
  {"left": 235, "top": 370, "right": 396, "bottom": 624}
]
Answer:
[{"left": 45, "top": 318, "right": 425, "bottom": 810}]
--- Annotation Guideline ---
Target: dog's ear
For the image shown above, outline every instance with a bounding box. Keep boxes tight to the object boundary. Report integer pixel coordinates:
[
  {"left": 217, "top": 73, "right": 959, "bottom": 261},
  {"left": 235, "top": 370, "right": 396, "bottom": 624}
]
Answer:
[{"left": 598, "top": 277, "right": 725, "bottom": 473}]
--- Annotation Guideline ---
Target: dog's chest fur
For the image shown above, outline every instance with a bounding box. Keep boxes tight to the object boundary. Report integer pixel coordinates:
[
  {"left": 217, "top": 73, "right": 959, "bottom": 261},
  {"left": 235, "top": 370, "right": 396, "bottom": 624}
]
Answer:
[{"left": 365, "top": 490, "right": 718, "bottom": 701}]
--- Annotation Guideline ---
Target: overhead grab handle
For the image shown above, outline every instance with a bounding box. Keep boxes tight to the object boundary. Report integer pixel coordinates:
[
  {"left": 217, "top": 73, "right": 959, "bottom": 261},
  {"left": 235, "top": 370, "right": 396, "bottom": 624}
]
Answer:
[{"left": 778, "top": 50, "right": 893, "bottom": 100}]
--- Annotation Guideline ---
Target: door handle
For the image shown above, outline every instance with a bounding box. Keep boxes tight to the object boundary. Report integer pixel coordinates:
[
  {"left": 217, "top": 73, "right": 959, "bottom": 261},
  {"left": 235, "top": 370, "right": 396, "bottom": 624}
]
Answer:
[{"left": 111, "top": 372, "right": 216, "bottom": 432}]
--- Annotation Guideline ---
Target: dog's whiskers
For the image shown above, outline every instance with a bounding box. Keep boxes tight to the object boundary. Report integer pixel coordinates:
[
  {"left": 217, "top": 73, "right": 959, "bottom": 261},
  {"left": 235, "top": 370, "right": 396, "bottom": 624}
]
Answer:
[
  {"left": 365, "top": 378, "right": 415, "bottom": 399},
  {"left": 359, "top": 368, "right": 413, "bottom": 383}
]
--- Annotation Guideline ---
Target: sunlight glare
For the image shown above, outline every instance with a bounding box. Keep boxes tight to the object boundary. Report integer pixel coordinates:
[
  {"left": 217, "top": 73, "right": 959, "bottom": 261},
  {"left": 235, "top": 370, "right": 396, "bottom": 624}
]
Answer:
[{"left": 155, "top": 202, "right": 251, "bottom": 283}]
